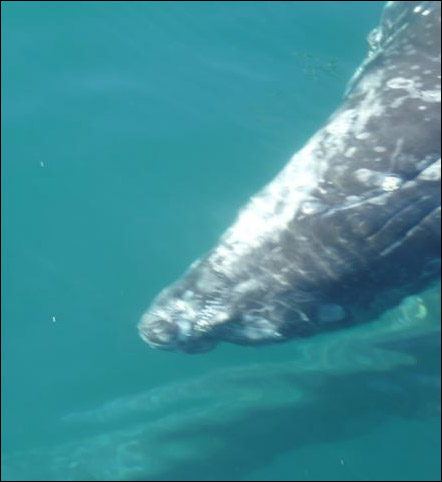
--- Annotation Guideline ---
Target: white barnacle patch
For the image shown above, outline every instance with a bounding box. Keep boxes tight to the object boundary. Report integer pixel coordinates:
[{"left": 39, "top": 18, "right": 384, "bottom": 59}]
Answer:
[
  {"left": 381, "top": 175, "right": 402, "bottom": 192},
  {"left": 242, "top": 315, "right": 282, "bottom": 341}
]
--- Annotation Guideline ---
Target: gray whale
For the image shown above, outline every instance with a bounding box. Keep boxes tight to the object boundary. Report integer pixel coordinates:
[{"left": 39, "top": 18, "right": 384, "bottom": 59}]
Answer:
[{"left": 139, "top": 1, "right": 441, "bottom": 353}]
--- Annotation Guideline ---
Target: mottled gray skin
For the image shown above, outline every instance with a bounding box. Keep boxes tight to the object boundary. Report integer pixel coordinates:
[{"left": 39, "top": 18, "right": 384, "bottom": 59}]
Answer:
[{"left": 139, "top": 1, "right": 441, "bottom": 353}]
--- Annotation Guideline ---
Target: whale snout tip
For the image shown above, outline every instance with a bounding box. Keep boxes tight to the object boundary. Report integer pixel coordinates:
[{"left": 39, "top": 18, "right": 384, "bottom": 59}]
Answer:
[
  {"left": 138, "top": 314, "right": 178, "bottom": 349},
  {"left": 138, "top": 312, "right": 217, "bottom": 354}
]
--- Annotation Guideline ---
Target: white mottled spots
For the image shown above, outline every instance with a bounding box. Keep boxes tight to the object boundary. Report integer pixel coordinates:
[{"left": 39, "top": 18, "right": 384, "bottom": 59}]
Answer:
[
  {"left": 387, "top": 77, "right": 414, "bottom": 89},
  {"left": 390, "top": 138, "right": 404, "bottom": 168},
  {"left": 183, "top": 290, "right": 195, "bottom": 301},
  {"left": 418, "top": 159, "right": 441, "bottom": 181},
  {"left": 242, "top": 315, "right": 281, "bottom": 341},
  {"left": 301, "top": 201, "right": 327, "bottom": 215},
  {"left": 217, "top": 136, "right": 324, "bottom": 275},
  {"left": 345, "top": 146, "right": 357, "bottom": 158},
  {"left": 374, "top": 146, "right": 387, "bottom": 153},
  {"left": 175, "top": 299, "right": 188, "bottom": 311},
  {"left": 420, "top": 90, "right": 441, "bottom": 103},
  {"left": 381, "top": 175, "right": 402, "bottom": 192},
  {"left": 413, "top": 5, "right": 423, "bottom": 13},
  {"left": 422, "top": 9, "right": 431, "bottom": 16},
  {"left": 347, "top": 72, "right": 386, "bottom": 132},
  {"left": 356, "top": 132, "right": 371, "bottom": 140},
  {"left": 410, "top": 65, "right": 421, "bottom": 70},
  {"left": 418, "top": 105, "right": 428, "bottom": 111},
  {"left": 424, "top": 70, "right": 433, "bottom": 75},
  {"left": 390, "top": 96, "right": 402, "bottom": 109},
  {"left": 326, "top": 109, "right": 355, "bottom": 135},
  {"left": 236, "top": 278, "right": 262, "bottom": 295},
  {"left": 387, "top": 75, "right": 440, "bottom": 108},
  {"left": 354, "top": 168, "right": 375, "bottom": 184}
]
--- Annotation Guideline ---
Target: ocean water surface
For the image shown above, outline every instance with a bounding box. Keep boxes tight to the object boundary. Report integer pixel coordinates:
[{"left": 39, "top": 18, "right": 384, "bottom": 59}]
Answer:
[{"left": 1, "top": 1, "right": 440, "bottom": 480}]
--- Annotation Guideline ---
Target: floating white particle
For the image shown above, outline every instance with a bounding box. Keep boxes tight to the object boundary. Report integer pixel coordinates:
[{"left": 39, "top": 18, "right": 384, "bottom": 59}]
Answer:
[{"left": 51, "top": 316, "right": 57, "bottom": 323}]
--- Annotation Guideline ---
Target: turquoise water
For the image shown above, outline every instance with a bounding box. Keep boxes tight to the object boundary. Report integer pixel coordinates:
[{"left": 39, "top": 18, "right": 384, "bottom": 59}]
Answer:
[{"left": 1, "top": 1, "right": 440, "bottom": 481}]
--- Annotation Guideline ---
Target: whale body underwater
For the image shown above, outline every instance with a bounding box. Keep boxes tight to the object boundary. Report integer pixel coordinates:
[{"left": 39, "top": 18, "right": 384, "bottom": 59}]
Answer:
[{"left": 139, "top": 1, "right": 441, "bottom": 353}]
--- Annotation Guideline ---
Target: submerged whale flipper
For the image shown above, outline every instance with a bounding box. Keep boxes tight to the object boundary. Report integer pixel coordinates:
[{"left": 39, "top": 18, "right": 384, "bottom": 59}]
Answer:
[
  {"left": 139, "top": 1, "right": 441, "bottom": 353},
  {"left": 3, "top": 285, "right": 440, "bottom": 481}
]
